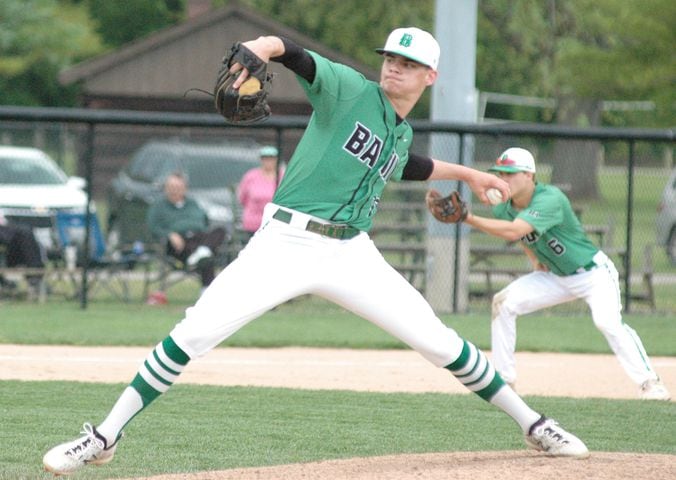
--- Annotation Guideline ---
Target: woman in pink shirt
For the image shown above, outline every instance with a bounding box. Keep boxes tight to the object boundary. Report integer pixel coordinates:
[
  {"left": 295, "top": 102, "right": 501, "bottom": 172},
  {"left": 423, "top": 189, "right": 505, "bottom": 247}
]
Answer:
[{"left": 237, "top": 146, "right": 282, "bottom": 236}]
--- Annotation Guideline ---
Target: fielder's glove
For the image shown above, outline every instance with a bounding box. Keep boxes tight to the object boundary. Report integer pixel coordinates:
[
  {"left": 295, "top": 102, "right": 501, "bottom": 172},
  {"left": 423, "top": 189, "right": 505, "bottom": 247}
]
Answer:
[
  {"left": 214, "top": 42, "right": 273, "bottom": 124},
  {"left": 425, "top": 189, "right": 468, "bottom": 224}
]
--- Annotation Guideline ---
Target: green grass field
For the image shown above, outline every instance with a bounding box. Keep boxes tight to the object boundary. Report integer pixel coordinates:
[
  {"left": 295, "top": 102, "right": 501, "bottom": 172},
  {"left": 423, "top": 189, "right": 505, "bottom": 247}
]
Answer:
[
  {"left": 0, "top": 299, "right": 674, "bottom": 478},
  {"left": 2, "top": 382, "right": 674, "bottom": 479},
  {"left": 0, "top": 299, "right": 674, "bottom": 355}
]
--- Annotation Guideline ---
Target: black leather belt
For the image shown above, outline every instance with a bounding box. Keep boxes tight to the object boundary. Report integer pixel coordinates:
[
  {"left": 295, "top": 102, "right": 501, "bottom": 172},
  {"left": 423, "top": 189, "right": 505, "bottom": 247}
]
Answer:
[{"left": 272, "top": 209, "right": 361, "bottom": 240}]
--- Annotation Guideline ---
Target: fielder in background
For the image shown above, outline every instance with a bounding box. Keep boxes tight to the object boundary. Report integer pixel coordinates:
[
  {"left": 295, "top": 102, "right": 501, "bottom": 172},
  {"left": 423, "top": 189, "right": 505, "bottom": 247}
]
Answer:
[
  {"left": 463, "top": 147, "right": 670, "bottom": 401},
  {"left": 43, "top": 28, "right": 590, "bottom": 476},
  {"left": 237, "top": 145, "right": 283, "bottom": 240}
]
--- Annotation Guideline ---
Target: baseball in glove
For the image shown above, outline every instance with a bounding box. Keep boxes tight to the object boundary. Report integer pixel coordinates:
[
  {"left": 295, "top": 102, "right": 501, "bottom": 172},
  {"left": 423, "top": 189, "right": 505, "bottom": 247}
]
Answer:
[
  {"left": 214, "top": 42, "right": 273, "bottom": 124},
  {"left": 425, "top": 189, "right": 468, "bottom": 224}
]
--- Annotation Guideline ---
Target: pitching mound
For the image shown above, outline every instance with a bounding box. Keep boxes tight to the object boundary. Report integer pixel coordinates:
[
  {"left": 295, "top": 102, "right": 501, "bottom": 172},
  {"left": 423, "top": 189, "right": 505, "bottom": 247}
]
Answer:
[{"left": 125, "top": 451, "right": 674, "bottom": 480}]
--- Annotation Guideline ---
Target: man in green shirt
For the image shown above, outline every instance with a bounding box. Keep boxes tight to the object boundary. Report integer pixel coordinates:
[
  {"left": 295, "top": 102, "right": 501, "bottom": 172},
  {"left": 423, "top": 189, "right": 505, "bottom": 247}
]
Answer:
[
  {"left": 44, "top": 29, "right": 589, "bottom": 476},
  {"left": 464, "top": 147, "right": 670, "bottom": 401},
  {"left": 147, "top": 172, "right": 226, "bottom": 291}
]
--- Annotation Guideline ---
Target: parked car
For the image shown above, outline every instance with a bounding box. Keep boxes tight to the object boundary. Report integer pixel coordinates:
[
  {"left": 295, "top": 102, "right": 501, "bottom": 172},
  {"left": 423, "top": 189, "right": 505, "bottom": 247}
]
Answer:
[
  {"left": 0, "top": 145, "right": 88, "bottom": 252},
  {"left": 656, "top": 168, "right": 676, "bottom": 265},
  {"left": 107, "top": 139, "right": 261, "bottom": 249}
]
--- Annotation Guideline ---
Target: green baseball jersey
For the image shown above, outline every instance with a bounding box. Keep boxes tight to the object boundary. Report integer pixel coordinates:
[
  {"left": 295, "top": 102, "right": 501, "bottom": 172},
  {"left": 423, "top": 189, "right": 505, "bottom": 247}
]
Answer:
[
  {"left": 492, "top": 183, "right": 599, "bottom": 276},
  {"left": 272, "top": 50, "right": 413, "bottom": 232}
]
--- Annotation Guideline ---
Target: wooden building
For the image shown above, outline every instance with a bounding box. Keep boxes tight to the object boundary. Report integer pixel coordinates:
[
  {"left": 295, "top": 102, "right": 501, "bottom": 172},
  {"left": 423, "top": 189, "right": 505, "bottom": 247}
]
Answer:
[{"left": 59, "top": 2, "right": 378, "bottom": 114}]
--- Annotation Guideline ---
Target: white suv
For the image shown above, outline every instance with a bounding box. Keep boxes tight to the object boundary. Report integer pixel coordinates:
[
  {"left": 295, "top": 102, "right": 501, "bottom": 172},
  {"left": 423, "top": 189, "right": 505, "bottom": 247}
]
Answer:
[
  {"left": 0, "top": 146, "right": 89, "bottom": 252},
  {"left": 656, "top": 168, "right": 676, "bottom": 265}
]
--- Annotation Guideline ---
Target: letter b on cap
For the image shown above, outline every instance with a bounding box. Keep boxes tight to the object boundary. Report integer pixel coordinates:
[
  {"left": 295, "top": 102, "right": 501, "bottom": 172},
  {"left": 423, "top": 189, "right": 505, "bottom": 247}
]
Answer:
[{"left": 399, "top": 33, "right": 413, "bottom": 47}]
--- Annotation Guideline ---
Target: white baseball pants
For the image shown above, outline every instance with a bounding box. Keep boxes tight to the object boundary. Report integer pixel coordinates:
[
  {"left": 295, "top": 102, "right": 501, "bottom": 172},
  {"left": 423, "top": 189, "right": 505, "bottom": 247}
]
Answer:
[
  {"left": 170, "top": 203, "right": 464, "bottom": 368},
  {"left": 490, "top": 251, "right": 659, "bottom": 386}
]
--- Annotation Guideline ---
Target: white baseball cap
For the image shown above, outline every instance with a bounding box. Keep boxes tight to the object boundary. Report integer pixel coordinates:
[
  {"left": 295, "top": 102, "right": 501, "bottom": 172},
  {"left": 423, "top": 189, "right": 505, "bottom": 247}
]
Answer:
[
  {"left": 376, "top": 27, "right": 440, "bottom": 70},
  {"left": 489, "top": 147, "right": 536, "bottom": 173}
]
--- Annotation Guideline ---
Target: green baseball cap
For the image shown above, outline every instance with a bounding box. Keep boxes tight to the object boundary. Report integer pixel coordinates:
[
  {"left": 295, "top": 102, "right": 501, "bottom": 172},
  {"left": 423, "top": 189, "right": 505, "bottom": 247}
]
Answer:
[{"left": 259, "top": 146, "right": 278, "bottom": 157}]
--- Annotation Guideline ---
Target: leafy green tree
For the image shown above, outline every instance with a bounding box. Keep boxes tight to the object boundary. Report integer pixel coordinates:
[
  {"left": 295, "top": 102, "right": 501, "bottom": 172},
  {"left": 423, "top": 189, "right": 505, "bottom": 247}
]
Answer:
[
  {"left": 83, "top": 0, "right": 185, "bottom": 48},
  {"left": 477, "top": 0, "right": 675, "bottom": 127},
  {"left": 548, "top": 0, "right": 674, "bottom": 196},
  {"left": 230, "top": 0, "right": 433, "bottom": 69},
  {"left": 3, "top": 0, "right": 672, "bottom": 129},
  {"left": 237, "top": 0, "right": 673, "bottom": 127},
  {"left": 0, "top": 0, "right": 103, "bottom": 106},
  {"left": 477, "top": 1, "right": 557, "bottom": 122},
  {"left": 476, "top": 0, "right": 674, "bottom": 197},
  {"left": 556, "top": 0, "right": 675, "bottom": 127}
]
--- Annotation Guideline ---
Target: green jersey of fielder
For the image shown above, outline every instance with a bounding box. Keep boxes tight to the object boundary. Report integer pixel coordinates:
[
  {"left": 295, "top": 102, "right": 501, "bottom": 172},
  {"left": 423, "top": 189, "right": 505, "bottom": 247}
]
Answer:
[
  {"left": 492, "top": 183, "right": 598, "bottom": 276},
  {"left": 43, "top": 29, "right": 591, "bottom": 477}
]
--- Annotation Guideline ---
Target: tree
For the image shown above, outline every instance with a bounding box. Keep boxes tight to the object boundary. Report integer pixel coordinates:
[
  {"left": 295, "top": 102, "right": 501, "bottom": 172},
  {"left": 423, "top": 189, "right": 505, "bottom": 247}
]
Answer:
[
  {"left": 477, "top": 0, "right": 674, "bottom": 198},
  {"left": 83, "top": 0, "right": 185, "bottom": 48},
  {"left": 477, "top": 0, "right": 674, "bottom": 125},
  {"left": 3, "top": 0, "right": 672, "bottom": 128},
  {"left": 555, "top": 0, "right": 675, "bottom": 128},
  {"left": 550, "top": 0, "right": 675, "bottom": 197},
  {"left": 0, "top": 0, "right": 103, "bottom": 106}
]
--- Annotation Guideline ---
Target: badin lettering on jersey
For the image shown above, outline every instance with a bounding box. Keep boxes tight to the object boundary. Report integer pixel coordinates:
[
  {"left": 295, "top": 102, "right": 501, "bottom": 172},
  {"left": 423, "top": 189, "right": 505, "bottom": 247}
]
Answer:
[{"left": 343, "top": 122, "right": 399, "bottom": 182}]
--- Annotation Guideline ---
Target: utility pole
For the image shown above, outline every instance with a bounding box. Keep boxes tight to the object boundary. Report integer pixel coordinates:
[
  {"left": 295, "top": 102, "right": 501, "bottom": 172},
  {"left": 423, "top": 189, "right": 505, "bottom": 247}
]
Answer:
[{"left": 426, "top": 0, "right": 478, "bottom": 313}]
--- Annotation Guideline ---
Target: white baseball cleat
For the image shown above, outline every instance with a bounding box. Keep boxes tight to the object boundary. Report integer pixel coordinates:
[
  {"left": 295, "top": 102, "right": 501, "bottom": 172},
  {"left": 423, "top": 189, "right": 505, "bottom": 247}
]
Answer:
[
  {"left": 43, "top": 423, "right": 119, "bottom": 476},
  {"left": 639, "top": 379, "right": 671, "bottom": 401},
  {"left": 525, "top": 416, "right": 590, "bottom": 458}
]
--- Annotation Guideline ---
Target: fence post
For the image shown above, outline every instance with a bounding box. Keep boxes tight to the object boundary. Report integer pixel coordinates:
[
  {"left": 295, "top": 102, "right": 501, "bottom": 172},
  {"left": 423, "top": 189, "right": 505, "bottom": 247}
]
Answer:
[
  {"left": 79, "top": 122, "right": 96, "bottom": 309},
  {"left": 624, "top": 140, "right": 635, "bottom": 311}
]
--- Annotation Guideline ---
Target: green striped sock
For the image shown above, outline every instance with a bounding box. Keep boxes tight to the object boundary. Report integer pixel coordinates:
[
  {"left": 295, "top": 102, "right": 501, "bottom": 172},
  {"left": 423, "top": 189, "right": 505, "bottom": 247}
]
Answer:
[
  {"left": 445, "top": 340, "right": 505, "bottom": 401},
  {"left": 131, "top": 336, "right": 190, "bottom": 406}
]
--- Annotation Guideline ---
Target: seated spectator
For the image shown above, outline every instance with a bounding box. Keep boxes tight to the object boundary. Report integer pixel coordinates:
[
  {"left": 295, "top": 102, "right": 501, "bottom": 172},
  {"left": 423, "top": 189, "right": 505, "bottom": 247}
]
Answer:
[
  {"left": 146, "top": 172, "right": 225, "bottom": 293},
  {"left": 237, "top": 146, "right": 283, "bottom": 238},
  {"left": 0, "top": 213, "right": 45, "bottom": 293}
]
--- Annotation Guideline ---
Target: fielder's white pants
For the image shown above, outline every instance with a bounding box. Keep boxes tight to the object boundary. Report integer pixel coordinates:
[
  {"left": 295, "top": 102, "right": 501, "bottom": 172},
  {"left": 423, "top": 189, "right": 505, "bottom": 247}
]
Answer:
[
  {"left": 170, "top": 203, "right": 464, "bottom": 368},
  {"left": 490, "top": 251, "right": 659, "bottom": 386}
]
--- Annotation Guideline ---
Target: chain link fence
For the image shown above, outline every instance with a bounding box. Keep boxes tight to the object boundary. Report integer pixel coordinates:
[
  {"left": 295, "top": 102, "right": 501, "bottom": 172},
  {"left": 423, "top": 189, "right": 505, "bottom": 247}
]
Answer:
[{"left": 0, "top": 106, "right": 673, "bottom": 314}]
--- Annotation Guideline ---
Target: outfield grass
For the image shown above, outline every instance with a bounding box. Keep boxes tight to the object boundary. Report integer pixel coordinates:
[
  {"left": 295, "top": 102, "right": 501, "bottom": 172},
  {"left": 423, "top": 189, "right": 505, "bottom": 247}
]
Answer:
[
  {"left": 0, "top": 299, "right": 674, "bottom": 355},
  {"left": 1, "top": 381, "right": 674, "bottom": 479}
]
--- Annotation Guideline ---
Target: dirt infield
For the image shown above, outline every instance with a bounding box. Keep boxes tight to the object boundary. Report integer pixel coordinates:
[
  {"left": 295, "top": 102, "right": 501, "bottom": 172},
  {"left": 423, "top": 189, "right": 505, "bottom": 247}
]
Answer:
[
  {"left": 2, "top": 345, "right": 674, "bottom": 479},
  {"left": 120, "top": 452, "right": 676, "bottom": 480}
]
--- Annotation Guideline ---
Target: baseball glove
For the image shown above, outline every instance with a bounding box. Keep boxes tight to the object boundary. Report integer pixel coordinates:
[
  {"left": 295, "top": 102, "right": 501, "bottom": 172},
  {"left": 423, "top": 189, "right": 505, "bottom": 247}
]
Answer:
[
  {"left": 425, "top": 189, "right": 468, "bottom": 224},
  {"left": 214, "top": 42, "right": 273, "bottom": 124}
]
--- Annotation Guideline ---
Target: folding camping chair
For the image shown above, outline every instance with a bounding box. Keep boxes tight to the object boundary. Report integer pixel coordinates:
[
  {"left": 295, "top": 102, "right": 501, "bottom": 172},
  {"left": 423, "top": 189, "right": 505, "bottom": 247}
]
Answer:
[
  {"left": 54, "top": 211, "right": 141, "bottom": 302},
  {"left": 141, "top": 234, "right": 231, "bottom": 302}
]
